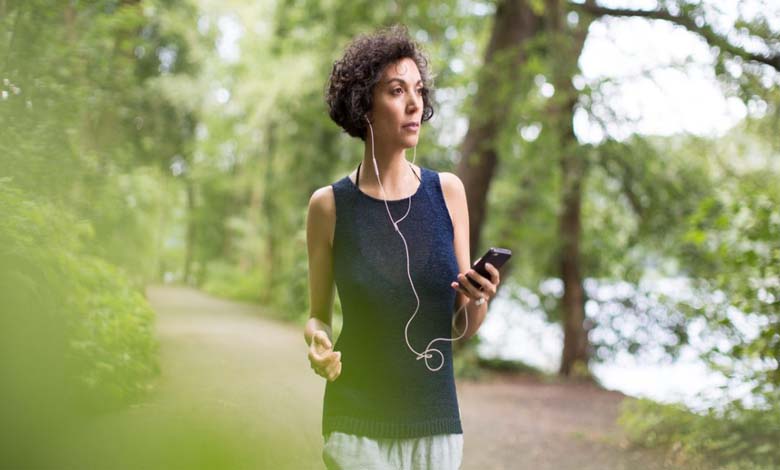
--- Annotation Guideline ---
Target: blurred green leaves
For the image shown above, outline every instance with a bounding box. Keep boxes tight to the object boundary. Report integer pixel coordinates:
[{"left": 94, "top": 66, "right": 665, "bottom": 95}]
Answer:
[{"left": 0, "top": 182, "right": 160, "bottom": 466}]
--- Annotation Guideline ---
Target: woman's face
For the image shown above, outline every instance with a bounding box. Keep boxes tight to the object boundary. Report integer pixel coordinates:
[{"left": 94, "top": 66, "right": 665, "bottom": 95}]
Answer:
[{"left": 367, "top": 57, "right": 424, "bottom": 149}]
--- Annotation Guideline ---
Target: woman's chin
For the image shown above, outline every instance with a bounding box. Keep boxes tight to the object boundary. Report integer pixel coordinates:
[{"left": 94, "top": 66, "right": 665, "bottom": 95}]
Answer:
[{"left": 402, "top": 137, "right": 420, "bottom": 148}]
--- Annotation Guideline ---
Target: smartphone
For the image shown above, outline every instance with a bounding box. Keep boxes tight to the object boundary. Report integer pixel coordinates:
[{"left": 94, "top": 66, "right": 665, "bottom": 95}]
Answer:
[{"left": 458, "top": 247, "right": 512, "bottom": 290}]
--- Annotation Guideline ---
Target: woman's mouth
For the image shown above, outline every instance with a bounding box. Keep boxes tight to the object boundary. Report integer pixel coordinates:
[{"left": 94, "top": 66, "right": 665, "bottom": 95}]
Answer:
[{"left": 402, "top": 123, "right": 419, "bottom": 132}]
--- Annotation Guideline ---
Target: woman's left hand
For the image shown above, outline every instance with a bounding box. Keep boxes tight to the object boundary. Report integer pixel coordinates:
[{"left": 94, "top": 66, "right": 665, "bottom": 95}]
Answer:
[{"left": 450, "top": 263, "right": 501, "bottom": 305}]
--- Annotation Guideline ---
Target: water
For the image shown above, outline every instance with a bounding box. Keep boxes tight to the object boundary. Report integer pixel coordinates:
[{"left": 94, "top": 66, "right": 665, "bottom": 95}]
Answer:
[{"left": 476, "top": 277, "right": 766, "bottom": 414}]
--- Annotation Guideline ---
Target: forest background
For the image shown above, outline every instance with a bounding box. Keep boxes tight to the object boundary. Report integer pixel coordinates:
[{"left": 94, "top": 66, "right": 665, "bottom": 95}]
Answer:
[{"left": 1, "top": 0, "right": 779, "bottom": 469}]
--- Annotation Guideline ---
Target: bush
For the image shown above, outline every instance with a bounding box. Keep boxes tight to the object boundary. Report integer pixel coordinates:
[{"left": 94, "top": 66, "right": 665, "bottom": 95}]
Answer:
[
  {"left": 201, "top": 260, "right": 266, "bottom": 303},
  {"left": 67, "top": 256, "right": 160, "bottom": 410},
  {"left": 618, "top": 396, "right": 780, "bottom": 469},
  {"left": 0, "top": 182, "right": 160, "bottom": 417}
]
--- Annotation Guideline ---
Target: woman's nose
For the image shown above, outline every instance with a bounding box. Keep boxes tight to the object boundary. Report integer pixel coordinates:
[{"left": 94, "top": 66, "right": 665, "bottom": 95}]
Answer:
[{"left": 407, "top": 93, "right": 420, "bottom": 110}]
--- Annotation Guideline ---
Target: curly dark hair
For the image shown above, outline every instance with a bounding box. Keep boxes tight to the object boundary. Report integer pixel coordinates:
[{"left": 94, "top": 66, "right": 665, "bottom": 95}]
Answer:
[{"left": 325, "top": 24, "right": 435, "bottom": 141}]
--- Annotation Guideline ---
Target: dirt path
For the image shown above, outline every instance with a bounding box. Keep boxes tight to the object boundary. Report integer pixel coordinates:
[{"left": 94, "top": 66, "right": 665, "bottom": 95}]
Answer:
[
  {"left": 458, "top": 373, "right": 670, "bottom": 469},
  {"left": 57, "top": 286, "right": 671, "bottom": 469}
]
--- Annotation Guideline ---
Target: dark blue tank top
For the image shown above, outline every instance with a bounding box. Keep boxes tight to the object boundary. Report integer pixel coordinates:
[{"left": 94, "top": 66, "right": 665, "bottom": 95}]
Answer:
[{"left": 322, "top": 165, "right": 463, "bottom": 439}]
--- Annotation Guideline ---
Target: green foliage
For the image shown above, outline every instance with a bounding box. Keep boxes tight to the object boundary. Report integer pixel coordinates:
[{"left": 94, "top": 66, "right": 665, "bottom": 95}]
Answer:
[
  {"left": 678, "top": 164, "right": 780, "bottom": 392},
  {"left": 0, "top": 0, "right": 195, "bottom": 285},
  {"left": 83, "top": 168, "right": 174, "bottom": 285},
  {"left": 0, "top": 182, "right": 160, "bottom": 415},
  {"left": 0, "top": 11, "right": 194, "bottom": 463},
  {"left": 201, "top": 260, "right": 265, "bottom": 303},
  {"left": 67, "top": 256, "right": 160, "bottom": 411},
  {"left": 619, "top": 397, "right": 780, "bottom": 469},
  {"left": 476, "top": 356, "right": 546, "bottom": 376},
  {"left": 618, "top": 116, "right": 780, "bottom": 468}
]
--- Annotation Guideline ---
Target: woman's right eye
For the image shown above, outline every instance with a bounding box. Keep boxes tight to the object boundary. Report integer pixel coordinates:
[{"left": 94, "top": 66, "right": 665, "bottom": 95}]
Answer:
[{"left": 392, "top": 88, "right": 403, "bottom": 95}]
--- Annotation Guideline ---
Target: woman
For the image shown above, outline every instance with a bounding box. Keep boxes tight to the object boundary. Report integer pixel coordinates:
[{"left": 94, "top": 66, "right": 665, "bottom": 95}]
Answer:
[{"left": 304, "top": 24, "right": 501, "bottom": 470}]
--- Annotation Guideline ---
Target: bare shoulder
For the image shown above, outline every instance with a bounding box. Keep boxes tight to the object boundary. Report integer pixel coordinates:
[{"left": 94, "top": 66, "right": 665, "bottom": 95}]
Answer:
[
  {"left": 438, "top": 171, "right": 466, "bottom": 205},
  {"left": 437, "top": 171, "right": 467, "bottom": 225},
  {"left": 309, "top": 184, "right": 335, "bottom": 210},
  {"left": 307, "top": 185, "right": 336, "bottom": 247}
]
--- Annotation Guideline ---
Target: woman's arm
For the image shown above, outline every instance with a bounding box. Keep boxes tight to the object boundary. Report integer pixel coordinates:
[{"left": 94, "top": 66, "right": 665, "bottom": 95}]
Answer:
[
  {"left": 305, "top": 186, "right": 343, "bottom": 382},
  {"left": 304, "top": 186, "right": 337, "bottom": 347},
  {"left": 440, "top": 172, "right": 490, "bottom": 341}
]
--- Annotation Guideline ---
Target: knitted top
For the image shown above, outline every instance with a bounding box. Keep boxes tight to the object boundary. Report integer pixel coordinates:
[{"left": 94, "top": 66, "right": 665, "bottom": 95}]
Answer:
[{"left": 322, "top": 164, "right": 463, "bottom": 439}]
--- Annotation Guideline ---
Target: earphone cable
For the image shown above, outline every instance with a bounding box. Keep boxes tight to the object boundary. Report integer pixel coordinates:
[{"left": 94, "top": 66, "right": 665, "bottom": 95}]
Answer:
[{"left": 366, "top": 118, "right": 469, "bottom": 372}]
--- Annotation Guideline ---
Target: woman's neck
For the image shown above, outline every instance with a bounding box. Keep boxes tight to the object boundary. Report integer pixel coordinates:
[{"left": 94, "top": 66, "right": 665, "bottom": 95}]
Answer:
[{"left": 359, "top": 145, "right": 418, "bottom": 197}]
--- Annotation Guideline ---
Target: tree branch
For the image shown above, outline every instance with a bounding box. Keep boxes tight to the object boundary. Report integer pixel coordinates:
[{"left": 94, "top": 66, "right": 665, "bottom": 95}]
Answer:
[
  {"left": 596, "top": 150, "right": 644, "bottom": 218},
  {"left": 571, "top": 1, "right": 780, "bottom": 72}
]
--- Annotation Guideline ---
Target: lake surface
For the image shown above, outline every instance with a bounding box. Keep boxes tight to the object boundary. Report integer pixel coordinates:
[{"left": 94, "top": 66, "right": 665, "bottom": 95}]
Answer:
[{"left": 476, "top": 278, "right": 764, "bottom": 414}]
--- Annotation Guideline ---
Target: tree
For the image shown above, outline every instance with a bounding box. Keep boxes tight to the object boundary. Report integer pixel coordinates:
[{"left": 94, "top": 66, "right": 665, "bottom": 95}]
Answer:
[{"left": 455, "top": 0, "right": 779, "bottom": 377}]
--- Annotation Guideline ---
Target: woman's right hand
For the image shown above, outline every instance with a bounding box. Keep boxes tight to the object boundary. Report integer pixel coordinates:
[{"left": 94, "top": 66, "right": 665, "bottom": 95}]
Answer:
[{"left": 308, "top": 330, "right": 342, "bottom": 382}]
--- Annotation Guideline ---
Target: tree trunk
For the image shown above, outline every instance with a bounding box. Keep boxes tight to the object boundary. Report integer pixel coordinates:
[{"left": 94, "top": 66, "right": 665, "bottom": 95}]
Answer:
[
  {"left": 63, "top": 2, "right": 76, "bottom": 43},
  {"left": 240, "top": 179, "right": 263, "bottom": 272},
  {"left": 260, "top": 120, "right": 278, "bottom": 303},
  {"left": 557, "top": 148, "right": 589, "bottom": 377},
  {"left": 455, "top": 0, "right": 540, "bottom": 260},
  {"left": 545, "top": 0, "right": 592, "bottom": 377},
  {"left": 183, "top": 177, "right": 196, "bottom": 285}
]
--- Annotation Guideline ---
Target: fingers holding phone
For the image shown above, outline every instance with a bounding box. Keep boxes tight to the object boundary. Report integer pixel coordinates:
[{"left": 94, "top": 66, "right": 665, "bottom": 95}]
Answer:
[
  {"left": 450, "top": 247, "right": 511, "bottom": 305},
  {"left": 451, "top": 265, "right": 498, "bottom": 303}
]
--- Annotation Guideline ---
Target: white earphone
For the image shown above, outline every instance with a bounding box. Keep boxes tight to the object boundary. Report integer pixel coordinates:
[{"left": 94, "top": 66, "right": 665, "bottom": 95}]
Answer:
[{"left": 364, "top": 115, "right": 469, "bottom": 372}]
